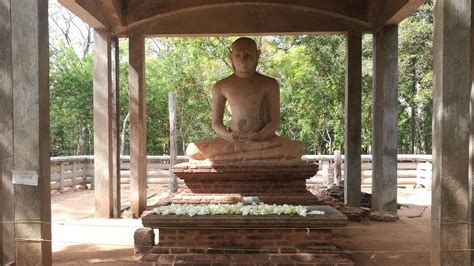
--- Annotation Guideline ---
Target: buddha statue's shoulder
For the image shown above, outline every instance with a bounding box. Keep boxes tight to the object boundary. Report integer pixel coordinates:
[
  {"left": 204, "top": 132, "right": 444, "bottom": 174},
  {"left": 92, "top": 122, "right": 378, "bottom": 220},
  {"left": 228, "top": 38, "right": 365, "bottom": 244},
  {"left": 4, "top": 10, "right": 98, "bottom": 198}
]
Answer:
[
  {"left": 213, "top": 74, "right": 235, "bottom": 89},
  {"left": 255, "top": 73, "right": 279, "bottom": 89},
  {"left": 213, "top": 73, "right": 278, "bottom": 90}
]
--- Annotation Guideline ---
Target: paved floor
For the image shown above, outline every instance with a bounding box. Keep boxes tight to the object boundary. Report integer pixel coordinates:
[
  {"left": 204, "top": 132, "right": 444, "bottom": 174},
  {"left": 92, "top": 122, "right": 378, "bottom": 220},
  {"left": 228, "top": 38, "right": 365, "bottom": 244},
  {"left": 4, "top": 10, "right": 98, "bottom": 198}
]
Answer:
[
  {"left": 52, "top": 185, "right": 168, "bottom": 265},
  {"left": 51, "top": 186, "right": 432, "bottom": 265}
]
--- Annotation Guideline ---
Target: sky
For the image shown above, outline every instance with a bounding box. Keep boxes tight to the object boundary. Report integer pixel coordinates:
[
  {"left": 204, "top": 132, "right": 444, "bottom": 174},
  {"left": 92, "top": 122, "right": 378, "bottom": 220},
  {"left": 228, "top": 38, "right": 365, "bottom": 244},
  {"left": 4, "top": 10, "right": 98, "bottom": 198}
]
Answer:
[{"left": 49, "top": 0, "right": 92, "bottom": 58}]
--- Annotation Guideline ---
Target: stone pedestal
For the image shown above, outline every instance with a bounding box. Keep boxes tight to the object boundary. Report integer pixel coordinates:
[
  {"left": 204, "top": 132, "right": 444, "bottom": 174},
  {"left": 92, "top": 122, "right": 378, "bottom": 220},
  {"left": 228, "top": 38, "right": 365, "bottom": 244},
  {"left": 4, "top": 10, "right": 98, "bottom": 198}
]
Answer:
[
  {"left": 171, "top": 161, "right": 320, "bottom": 205},
  {"left": 139, "top": 205, "right": 353, "bottom": 264}
]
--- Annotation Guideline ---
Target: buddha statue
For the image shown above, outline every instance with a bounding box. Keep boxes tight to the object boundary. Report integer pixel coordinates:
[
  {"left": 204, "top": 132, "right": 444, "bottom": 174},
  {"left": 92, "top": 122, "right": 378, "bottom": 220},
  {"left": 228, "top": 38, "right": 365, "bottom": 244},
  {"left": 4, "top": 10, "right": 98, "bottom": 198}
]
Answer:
[{"left": 186, "top": 37, "right": 304, "bottom": 162}]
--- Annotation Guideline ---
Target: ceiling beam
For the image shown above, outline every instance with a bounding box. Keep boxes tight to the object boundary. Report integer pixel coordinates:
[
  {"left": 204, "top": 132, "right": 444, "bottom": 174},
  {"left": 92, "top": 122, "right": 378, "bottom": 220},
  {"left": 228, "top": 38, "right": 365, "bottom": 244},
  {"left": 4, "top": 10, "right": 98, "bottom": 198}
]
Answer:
[
  {"left": 385, "top": 0, "right": 425, "bottom": 25},
  {"left": 58, "top": 0, "right": 107, "bottom": 29},
  {"left": 124, "top": 1, "right": 372, "bottom": 34},
  {"left": 370, "top": 0, "right": 424, "bottom": 29},
  {"left": 59, "top": 0, "right": 424, "bottom": 36},
  {"left": 111, "top": 0, "right": 127, "bottom": 27},
  {"left": 126, "top": 0, "right": 369, "bottom": 25},
  {"left": 99, "top": 0, "right": 126, "bottom": 33},
  {"left": 120, "top": 5, "right": 364, "bottom": 37},
  {"left": 368, "top": 0, "right": 388, "bottom": 27}
]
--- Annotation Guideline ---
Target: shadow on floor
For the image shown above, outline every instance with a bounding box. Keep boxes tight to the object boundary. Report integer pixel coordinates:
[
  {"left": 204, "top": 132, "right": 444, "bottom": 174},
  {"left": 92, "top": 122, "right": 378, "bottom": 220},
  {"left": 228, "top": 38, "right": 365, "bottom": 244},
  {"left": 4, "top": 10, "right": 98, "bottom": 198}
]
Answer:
[{"left": 53, "top": 244, "right": 137, "bottom": 265}]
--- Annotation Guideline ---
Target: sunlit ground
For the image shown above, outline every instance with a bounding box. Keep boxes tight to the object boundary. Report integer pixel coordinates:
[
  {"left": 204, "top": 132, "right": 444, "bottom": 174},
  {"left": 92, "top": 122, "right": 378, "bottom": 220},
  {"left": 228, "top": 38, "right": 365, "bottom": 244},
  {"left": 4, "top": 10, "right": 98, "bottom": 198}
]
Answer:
[
  {"left": 52, "top": 185, "right": 166, "bottom": 264},
  {"left": 51, "top": 185, "right": 432, "bottom": 265}
]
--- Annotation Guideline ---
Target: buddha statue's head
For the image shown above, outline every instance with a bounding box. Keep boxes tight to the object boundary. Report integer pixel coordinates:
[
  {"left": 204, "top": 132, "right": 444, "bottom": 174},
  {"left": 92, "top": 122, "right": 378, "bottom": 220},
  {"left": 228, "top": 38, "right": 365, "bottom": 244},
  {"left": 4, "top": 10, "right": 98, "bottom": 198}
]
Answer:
[{"left": 229, "top": 37, "right": 260, "bottom": 78}]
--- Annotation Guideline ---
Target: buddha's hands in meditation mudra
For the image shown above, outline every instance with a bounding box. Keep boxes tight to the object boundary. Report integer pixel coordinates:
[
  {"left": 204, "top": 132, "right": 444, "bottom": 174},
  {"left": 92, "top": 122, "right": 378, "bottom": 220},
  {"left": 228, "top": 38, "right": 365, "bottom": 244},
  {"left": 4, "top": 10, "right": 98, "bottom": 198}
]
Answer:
[
  {"left": 186, "top": 37, "right": 304, "bottom": 162},
  {"left": 228, "top": 131, "right": 262, "bottom": 142}
]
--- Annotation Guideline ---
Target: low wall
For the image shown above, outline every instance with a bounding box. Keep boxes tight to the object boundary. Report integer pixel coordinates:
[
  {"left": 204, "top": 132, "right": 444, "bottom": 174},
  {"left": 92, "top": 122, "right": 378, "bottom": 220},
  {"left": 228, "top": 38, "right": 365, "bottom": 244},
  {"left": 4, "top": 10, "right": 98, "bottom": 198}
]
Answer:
[
  {"left": 304, "top": 154, "right": 432, "bottom": 188},
  {"left": 50, "top": 154, "right": 432, "bottom": 191}
]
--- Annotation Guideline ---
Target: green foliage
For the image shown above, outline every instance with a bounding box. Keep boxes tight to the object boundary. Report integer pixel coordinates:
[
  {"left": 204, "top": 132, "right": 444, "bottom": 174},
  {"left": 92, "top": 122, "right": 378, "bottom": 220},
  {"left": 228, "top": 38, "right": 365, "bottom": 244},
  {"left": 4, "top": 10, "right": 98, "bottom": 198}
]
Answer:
[
  {"left": 398, "top": 2, "right": 433, "bottom": 153},
  {"left": 145, "top": 38, "right": 234, "bottom": 154},
  {"left": 50, "top": 40, "right": 93, "bottom": 156},
  {"left": 361, "top": 34, "right": 374, "bottom": 153},
  {"left": 49, "top": 2, "right": 434, "bottom": 156},
  {"left": 265, "top": 36, "right": 346, "bottom": 154}
]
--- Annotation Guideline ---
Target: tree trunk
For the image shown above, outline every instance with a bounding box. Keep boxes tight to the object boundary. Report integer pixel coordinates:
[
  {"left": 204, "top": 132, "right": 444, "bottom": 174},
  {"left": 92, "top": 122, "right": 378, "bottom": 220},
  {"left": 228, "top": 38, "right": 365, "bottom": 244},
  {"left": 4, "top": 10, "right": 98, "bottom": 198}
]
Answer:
[
  {"left": 410, "top": 59, "right": 417, "bottom": 154},
  {"left": 75, "top": 126, "right": 87, "bottom": 155},
  {"left": 120, "top": 112, "right": 130, "bottom": 155}
]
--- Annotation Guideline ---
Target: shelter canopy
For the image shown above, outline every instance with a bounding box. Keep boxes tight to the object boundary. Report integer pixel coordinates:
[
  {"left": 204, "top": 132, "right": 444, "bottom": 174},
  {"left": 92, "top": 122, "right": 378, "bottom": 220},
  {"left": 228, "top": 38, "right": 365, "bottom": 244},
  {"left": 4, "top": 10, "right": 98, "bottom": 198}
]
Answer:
[{"left": 59, "top": 0, "right": 423, "bottom": 36}]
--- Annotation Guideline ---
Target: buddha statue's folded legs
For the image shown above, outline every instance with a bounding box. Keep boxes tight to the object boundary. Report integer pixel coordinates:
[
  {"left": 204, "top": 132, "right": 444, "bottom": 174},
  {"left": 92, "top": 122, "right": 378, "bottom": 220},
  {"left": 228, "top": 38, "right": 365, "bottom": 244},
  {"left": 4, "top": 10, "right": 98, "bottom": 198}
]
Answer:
[{"left": 186, "top": 135, "right": 304, "bottom": 162}]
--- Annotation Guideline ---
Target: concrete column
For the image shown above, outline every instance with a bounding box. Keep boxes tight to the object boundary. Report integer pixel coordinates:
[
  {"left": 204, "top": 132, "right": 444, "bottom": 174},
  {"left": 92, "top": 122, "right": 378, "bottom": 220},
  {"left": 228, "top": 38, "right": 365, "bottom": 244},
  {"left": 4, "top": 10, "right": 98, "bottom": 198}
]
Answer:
[
  {"left": 471, "top": 0, "right": 474, "bottom": 261},
  {"left": 0, "top": 161, "right": 2, "bottom": 263},
  {"left": 433, "top": 0, "right": 471, "bottom": 264},
  {"left": 371, "top": 25, "right": 399, "bottom": 221},
  {"left": 129, "top": 34, "right": 147, "bottom": 217},
  {"left": 0, "top": 0, "right": 14, "bottom": 263},
  {"left": 111, "top": 37, "right": 121, "bottom": 218},
  {"left": 169, "top": 92, "right": 178, "bottom": 193},
  {"left": 93, "top": 29, "right": 115, "bottom": 218},
  {"left": 344, "top": 30, "right": 362, "bottom": 207},
  {"left": 11, "top": 0, "right": 51, "bottom": 264}
]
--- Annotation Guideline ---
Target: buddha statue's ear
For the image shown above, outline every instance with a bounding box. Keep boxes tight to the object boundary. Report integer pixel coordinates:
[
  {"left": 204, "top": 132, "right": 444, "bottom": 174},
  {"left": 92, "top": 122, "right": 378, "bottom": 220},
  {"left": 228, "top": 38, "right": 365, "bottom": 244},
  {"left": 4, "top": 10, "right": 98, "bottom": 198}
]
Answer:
[
  {"left": 256, "top": 49, "right": 261, "bottom": 61},
  {"left": 229, "top": 50, "right": 236, "bottom": 71}
]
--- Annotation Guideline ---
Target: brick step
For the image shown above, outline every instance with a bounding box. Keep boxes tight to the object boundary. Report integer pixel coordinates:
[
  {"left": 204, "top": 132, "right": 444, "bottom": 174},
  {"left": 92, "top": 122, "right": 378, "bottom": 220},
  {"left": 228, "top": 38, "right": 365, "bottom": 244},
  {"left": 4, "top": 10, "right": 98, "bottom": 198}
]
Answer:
[{"left": 140, "top": 246, "right": 354, "bottom": 265}]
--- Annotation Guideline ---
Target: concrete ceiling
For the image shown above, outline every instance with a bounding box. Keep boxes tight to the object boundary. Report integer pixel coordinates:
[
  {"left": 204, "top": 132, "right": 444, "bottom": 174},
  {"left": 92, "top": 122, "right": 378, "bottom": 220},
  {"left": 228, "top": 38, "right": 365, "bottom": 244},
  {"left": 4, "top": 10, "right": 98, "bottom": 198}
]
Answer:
[{"left": 59, "top": 0, "right": 424, "bottom": 36}]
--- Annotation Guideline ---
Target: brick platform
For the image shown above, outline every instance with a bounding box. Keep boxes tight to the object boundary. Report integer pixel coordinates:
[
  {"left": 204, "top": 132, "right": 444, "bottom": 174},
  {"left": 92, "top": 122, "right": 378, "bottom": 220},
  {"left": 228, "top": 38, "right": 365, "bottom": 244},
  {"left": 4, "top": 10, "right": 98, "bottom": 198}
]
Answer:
[
  {"left": 172, "top": 161, "right": 319, "bottom": 181},
  {"left": 139, "top": 205, "right": 352, "bottom": 265},
  {"left": 156, "top": 228, "right": 332, "bottom": 248},
  {"left": 171, "top": 161, "right": 319, "bottom": 204}
]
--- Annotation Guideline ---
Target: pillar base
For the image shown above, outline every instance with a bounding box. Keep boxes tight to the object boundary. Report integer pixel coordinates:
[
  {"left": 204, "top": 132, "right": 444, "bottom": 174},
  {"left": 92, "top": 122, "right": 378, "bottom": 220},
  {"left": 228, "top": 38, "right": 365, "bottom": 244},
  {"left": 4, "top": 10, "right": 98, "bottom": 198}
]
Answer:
[{"left": 369, "top": 211, "right": 398, "bottom": 222}]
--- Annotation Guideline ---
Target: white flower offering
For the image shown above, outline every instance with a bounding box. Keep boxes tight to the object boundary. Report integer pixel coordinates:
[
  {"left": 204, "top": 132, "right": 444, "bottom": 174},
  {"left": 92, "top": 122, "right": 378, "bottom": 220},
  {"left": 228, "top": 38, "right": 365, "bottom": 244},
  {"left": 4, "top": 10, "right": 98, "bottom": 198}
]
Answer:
[{"left": 153, "top": 203, "right": 326, "bottom": 217}]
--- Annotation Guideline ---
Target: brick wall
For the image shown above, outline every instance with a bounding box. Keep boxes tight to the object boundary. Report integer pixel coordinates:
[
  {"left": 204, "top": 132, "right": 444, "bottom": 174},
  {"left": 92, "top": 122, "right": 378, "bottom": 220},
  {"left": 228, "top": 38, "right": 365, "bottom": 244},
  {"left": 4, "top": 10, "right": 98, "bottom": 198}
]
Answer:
[
  {"left": 184, "top": 180, "right": 308, "bottom": 194},
  {"left": 157, "top": 228, "right": 332, "bottom": 251}
]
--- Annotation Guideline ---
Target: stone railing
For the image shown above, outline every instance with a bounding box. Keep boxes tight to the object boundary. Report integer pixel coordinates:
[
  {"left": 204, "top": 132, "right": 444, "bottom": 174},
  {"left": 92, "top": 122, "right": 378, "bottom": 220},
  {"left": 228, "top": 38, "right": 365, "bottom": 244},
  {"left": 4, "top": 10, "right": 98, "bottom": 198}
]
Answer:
[
  {"left": 51, "top": 156, "right": 94, "bottom": 191},
  {"left": 303, "top": 153, "right": 432, "bottom": 188},
  {"left": 50, "top": 154, "right": 432, "bottom": 191}
]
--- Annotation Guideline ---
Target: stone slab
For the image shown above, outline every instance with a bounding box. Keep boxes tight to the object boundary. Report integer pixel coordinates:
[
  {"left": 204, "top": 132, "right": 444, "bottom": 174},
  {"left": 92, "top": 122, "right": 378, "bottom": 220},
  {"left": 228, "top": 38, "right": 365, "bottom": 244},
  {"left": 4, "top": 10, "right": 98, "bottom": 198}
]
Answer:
[{"left": 142, "top": 205, "right": 347, "bottom": 229}]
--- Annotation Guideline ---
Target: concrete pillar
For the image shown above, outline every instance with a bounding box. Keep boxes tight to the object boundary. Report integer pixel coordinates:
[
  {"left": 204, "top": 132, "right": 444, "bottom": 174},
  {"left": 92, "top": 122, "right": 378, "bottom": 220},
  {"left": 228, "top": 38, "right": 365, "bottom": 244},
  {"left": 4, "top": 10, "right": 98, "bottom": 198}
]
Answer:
[
  {"left": 93, "top": 30, "right": 120, "bottom": 218},
  {"left": 432, "top": 0, "right": 471, "bottom": 264},
  {"left": 169, "top": 92, "right": 178, "bottom": 193},
  {"left": 344, "top": 30, "right": 362, "bottom": 207},
  {"left": 321, "top": 161, "right": 331, "bottom": 186},
  {"left": 0, "top": 0, "right": 14, "bottom": 263},
  {"left": 471, "top": 0, "right": 474, "bottom": 261},
  {"left": 9, "top": 0, "right": 51, "bottom": 264},
  {"left": 111, "top": 37, "right": 121, "bottom": 218},
  {"left": 0, "top": 161, "right": 2, "bottom": 263},
  {"left": 371, "top": 25, "right": 399, "bottom": 221},
  {"left": 129, "top": 34, "right": 147, "bottom": 217}
]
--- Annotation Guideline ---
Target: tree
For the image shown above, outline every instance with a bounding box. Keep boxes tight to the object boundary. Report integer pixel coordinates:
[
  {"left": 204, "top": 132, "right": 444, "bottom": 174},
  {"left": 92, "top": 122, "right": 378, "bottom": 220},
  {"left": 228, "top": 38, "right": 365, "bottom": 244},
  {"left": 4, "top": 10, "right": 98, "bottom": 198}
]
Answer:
[
  {"left": 50, "top": 42, "right": 93, "bottom": 156},
  {"left": 398, "top": 2, "right": 433, "bottom": 154},
  {"left": 266, "top": 35, "right": 346, "bottom": 154}
]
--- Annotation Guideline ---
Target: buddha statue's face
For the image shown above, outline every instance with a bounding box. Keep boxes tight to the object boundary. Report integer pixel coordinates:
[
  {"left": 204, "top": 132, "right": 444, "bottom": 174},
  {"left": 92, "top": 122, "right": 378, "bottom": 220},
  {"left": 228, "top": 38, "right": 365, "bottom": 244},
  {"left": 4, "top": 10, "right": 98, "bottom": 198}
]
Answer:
[{"left": 229, "top": 38, "right": 260, "bottom": 78}]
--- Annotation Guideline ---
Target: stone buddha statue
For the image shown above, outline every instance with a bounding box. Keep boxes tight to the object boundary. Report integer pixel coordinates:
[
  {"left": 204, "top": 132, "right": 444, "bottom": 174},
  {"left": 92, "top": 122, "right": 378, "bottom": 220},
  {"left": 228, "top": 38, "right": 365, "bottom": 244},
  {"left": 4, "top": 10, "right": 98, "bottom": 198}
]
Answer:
[{"left": 186, "top": 37, "right": 304, "bottom": 162}]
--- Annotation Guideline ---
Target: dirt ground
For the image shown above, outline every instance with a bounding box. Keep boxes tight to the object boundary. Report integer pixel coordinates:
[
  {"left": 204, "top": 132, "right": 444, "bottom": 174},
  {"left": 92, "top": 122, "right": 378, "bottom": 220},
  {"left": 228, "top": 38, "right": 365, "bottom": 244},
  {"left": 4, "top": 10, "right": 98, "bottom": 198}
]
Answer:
[{"left": 52, "top": 186, "right": 432, "bottom": 265}]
